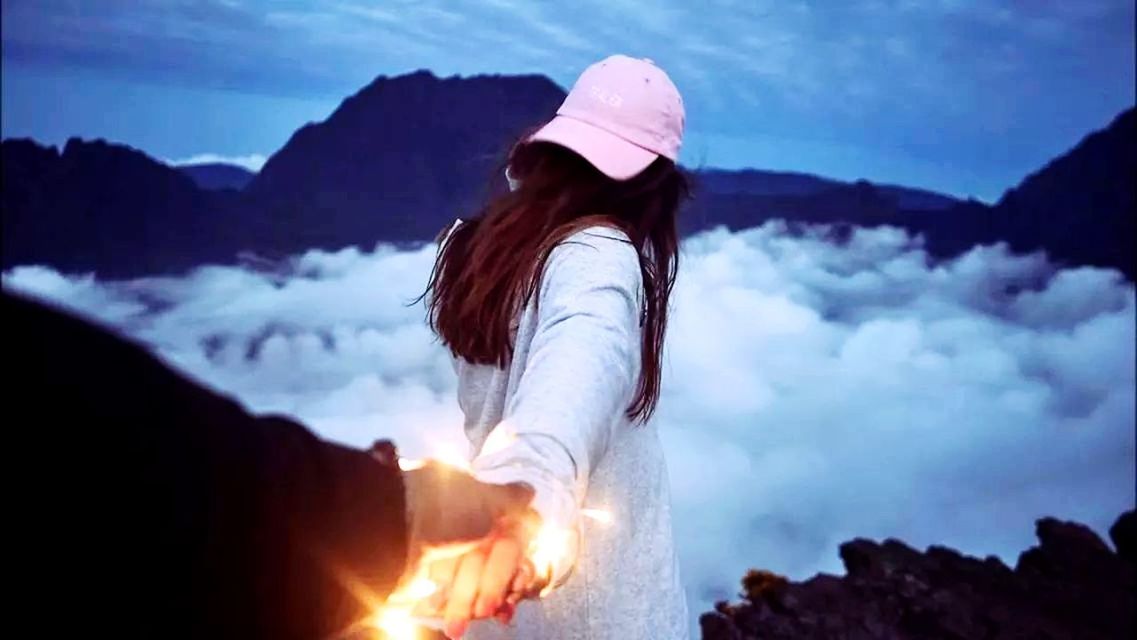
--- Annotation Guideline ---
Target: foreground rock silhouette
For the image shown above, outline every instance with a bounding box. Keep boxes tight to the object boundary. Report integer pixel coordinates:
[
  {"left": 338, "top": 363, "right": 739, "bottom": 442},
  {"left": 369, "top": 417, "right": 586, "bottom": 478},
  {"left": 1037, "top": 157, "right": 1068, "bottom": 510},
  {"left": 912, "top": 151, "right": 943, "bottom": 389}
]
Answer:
[{"left": 701, "top": 510, "right": 1135, "bottom": 640}]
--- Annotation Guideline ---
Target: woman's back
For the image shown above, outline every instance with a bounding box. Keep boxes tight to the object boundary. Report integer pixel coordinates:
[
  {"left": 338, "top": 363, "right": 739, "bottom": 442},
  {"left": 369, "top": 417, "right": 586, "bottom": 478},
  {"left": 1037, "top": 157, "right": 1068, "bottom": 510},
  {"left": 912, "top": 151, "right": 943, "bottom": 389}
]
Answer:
[{"left": 456, "top": 226, "right": 689, "bottom": 640}]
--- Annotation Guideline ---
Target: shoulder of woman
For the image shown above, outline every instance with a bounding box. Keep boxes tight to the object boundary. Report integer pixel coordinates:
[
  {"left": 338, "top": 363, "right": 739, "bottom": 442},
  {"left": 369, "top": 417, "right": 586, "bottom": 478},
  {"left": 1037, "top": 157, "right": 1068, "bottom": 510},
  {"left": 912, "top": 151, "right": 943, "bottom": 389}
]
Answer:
[
  {"left": 553, "top": 225, "right": 638, "bottom": 268},
  {"left": 544, "top": 225, "right": 642, "bottom": 294}
]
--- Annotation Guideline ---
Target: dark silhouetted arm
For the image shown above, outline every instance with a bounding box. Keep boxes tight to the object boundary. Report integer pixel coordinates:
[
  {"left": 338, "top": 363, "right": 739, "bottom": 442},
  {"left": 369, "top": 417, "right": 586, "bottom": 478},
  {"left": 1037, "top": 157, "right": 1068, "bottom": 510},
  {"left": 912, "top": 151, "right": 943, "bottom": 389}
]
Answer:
[{"left": 5, "top": 291, "right": 406, "bottom": 639}]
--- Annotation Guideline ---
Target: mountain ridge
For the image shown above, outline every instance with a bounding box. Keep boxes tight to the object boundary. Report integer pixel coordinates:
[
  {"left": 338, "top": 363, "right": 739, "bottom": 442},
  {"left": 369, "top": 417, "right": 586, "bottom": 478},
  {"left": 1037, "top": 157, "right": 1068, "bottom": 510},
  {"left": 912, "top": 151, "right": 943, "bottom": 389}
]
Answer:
[{"left": 1, "top": 70, "right": 1132, "bottom": 279}]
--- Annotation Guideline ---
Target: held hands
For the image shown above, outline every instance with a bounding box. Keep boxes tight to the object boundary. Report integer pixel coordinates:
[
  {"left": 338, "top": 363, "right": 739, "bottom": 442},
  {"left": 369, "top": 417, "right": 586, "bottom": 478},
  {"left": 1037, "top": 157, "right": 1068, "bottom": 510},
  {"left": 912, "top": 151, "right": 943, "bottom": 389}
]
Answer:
[
  {"left": 396, "top": 457, "right": 547, "bottom": 638},
  {"left": 420, "top": 522, "right": 542, "bottom": 638},
  {"left": 402, "top": 460, "right": 535, "bottom": 555}
]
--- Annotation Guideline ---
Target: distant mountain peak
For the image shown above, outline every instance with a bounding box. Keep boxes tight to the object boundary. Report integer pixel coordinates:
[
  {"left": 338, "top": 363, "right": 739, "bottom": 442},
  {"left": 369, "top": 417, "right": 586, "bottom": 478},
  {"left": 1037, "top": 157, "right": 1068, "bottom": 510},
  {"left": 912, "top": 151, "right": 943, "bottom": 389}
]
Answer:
[
  {"left": 333, "top": 69, "right": 564, "bottom": 123},
  {"left": 244, "top": 68, "right": 568, "bottom": 243},
  {"left": 2, "top": 136, "right": 228, "bottom": 278},
  {"left": 984, "top": 105, "right": 1135, "bottom": 275},
  {"left": 998, "top": 106, "right": 1135, "bottom": 207},
  {"left": 694, "top": 167, "right": 961, "bottom": 211}
]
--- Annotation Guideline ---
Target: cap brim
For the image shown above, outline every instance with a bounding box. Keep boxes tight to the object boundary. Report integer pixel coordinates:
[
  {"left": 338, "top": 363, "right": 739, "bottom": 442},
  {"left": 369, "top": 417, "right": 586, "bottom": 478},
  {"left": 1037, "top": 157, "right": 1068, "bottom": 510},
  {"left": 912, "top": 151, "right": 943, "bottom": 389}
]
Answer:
[{"left": 528, "top": 115, "right": 658, "bottom": 181}]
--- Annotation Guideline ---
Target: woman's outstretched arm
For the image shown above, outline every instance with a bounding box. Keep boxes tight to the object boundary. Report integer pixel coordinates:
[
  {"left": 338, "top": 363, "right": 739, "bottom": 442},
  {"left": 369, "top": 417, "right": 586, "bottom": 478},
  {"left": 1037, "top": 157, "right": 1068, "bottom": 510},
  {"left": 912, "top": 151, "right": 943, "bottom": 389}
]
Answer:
[{"left": 472, "top": 226, "right": 643, "bottom": 581}]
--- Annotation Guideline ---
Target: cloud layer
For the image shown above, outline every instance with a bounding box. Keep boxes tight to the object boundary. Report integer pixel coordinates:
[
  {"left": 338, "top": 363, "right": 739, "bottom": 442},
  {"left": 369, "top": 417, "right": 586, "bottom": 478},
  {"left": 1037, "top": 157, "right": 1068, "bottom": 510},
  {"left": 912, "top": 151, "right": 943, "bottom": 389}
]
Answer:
[{"left": 5, "top": 223, "right": 1134, "bottom": 627}]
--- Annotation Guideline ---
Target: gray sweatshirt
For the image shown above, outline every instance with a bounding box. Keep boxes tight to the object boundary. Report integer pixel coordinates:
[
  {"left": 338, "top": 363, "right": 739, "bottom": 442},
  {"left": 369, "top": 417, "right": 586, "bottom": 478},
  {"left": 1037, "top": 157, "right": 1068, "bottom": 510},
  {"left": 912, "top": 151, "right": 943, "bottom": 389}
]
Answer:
[{"left": 451, "top": 224, "right": 689, "bottom": 640}]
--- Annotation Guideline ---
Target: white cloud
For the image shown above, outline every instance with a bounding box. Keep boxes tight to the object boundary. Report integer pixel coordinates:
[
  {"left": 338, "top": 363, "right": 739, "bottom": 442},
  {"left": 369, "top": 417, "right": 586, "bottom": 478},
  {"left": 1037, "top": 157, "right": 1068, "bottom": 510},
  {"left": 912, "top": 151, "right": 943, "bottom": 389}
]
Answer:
[
  {"left": 4, "top": 223, "right": 1134, "bottom": 632},
  {"left": 166, "top": 152, "right": 267, "bottom": 171}
]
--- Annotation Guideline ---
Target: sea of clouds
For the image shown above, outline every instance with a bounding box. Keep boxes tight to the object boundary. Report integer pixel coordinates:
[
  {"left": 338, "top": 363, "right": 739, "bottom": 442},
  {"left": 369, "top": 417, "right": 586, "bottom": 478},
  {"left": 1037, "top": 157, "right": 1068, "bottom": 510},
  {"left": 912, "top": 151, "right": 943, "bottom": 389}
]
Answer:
[{"left": 5, "top": 222, "right": 1134, "bottom": 625}]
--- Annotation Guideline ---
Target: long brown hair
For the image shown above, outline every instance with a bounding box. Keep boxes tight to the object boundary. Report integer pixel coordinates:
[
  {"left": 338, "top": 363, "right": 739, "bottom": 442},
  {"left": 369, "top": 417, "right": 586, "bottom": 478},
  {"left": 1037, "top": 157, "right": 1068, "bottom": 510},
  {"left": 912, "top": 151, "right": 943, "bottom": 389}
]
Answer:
[{"left": 423, "top": 138, "right": 689, "bottom": 423}]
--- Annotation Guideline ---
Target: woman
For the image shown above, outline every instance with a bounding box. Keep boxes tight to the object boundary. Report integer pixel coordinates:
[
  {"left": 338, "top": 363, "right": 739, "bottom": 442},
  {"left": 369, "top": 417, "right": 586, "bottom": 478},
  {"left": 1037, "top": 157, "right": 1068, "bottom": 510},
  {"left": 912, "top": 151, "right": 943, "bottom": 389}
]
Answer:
[{"left": 423, "top": 54, "right": 690, "bottom": 639}]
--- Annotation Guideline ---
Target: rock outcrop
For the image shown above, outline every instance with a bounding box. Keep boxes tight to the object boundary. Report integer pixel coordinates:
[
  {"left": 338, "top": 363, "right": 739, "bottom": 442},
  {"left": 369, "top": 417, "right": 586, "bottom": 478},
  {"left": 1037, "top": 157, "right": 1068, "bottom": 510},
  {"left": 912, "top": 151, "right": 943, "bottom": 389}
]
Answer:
[{"left": 701, "top": 510, "right": 1136, "bottom": 640}]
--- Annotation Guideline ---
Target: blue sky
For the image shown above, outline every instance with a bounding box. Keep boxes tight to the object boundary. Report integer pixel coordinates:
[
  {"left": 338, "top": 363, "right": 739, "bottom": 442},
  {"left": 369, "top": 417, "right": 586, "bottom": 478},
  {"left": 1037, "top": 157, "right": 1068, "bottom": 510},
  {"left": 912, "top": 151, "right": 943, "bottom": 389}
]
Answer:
[{"left": 2, "top": 0, "right": 1134, "bottom": 202}]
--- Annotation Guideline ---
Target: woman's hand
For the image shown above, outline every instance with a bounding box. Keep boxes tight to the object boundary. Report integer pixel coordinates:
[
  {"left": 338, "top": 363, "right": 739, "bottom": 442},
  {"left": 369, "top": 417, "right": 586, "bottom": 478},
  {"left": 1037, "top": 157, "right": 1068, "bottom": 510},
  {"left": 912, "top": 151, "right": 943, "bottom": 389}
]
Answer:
[
  {"left": 447, "top": 536, "right": 535, "bottom": 638},
  {"left": 371, "top": 441, "right": 545, "bottom": 638},
  {"left": 423, "top": 532, "right": 543, "bottom": 639},
  {"left": 400, "top": 485, "right": 547, "bottom": 639}
]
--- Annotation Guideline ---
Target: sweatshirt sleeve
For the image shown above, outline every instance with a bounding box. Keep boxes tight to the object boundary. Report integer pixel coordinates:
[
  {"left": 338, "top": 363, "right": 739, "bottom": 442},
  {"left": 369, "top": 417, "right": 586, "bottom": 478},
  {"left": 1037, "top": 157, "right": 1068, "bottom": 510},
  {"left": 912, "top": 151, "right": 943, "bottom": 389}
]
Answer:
[{"left": 470, "top": 227, "right": 642, "bottom": 585}]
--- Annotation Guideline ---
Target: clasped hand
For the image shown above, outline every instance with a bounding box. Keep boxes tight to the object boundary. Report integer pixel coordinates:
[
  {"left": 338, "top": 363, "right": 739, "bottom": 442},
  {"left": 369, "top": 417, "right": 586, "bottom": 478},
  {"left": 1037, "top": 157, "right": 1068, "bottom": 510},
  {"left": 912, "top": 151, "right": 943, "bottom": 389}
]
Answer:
[{"left": 401, "top": 460, "right": 546, "bottom": 638}]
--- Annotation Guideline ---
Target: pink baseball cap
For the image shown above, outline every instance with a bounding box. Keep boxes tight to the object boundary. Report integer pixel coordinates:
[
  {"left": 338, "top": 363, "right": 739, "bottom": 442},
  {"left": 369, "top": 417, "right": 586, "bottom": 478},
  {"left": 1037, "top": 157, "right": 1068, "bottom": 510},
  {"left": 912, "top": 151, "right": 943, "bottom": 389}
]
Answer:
[{"left": 528, "top": 54, "right": 685, "bottom": 181}]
